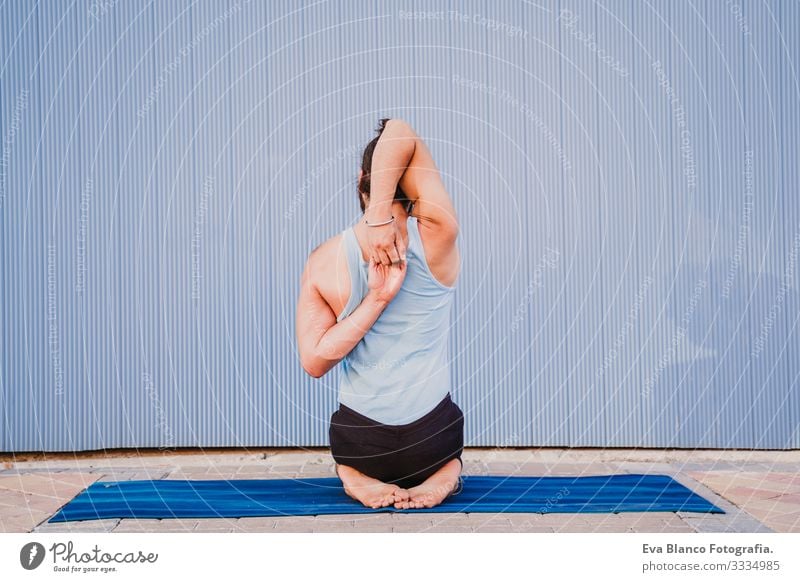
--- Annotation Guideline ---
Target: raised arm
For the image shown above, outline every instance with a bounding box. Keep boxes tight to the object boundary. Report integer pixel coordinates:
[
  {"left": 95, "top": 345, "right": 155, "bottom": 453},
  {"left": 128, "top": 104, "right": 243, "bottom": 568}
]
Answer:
[
  {"left": 389, "top": 120, "right": 459, "bottom": 241},
  {"left": 371, "top": 119, "right": 460, "bottom": 283},
  {"left": 367, "top": 118, "right": 459, "bottom": 267}
]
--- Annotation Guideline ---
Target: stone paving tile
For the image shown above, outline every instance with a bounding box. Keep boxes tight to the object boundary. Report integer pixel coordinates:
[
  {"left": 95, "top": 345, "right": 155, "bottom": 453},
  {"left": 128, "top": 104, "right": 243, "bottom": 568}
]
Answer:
[
  {"left": 466, "top": 513, "right": 513, "bottom": 525},
  {"left": 3, "top": 512, "right": 52, "bottom": 533},
  {"left": 460, "top": 459, "right": 489, "bottom": 474},
  {"left": 503, "top": 513, "right": 581, "bottom": 531},
  {"left": 95, "top": 469, "right": 172, "bottom": 482},
  {"left": 310, "top": 516, "right": 356, "bottom": 532},
  {"left": 352, "top": 511, "right": 394, "bottom": 526},
  {"left": 163, "top": 470, "right": 241, "bottom": 480},
  {"left": 233, "top": 517, "right": 279, "bottom": 531},
  {"left": 307, "top": 471, "right": 340, "bottom": 481},
  {"left": 297, "top": 465, "right": 337, "bottom": 478},
  {"left": 514, "top": 463, "right": 620, "bottom": 476},
  {"left": 269, "top": 518, "right": 315, "bottom": 533},
  {"left": 350, "top": 525, "right": 394, "bottom": 532},
  {"left": 737, "top": 498, "right": 799, "bottom": 515},
  {"left": 641, "top": 528, "right": 693, "bottom": 535},
  {"left": 467, "top": 516, "right": 513, "bottom": 530},
  {"left": 387, "top": 512, "right": 437, "bottom": 532},
  {"left": 499, "top": 514, "right": 563, "bottom": 532},
  {"left": 269, "top": 515, "right": 360, "bottom": 533},
  {"left": 680, "top": 517, "right": 747, "bottom": 533},
  {"left": 550, "top": 522, "right": 629, "bottom": 533},
  {"left": 476, "top": 522, "right": 553, "bottom": 533},
  {"left": 614, "top": 462, "right": 679, "bottom": 474},
  {"left": 34, "top": 519, "right": 121, "bottom": 533},
  {"left": 695, "top": 472, "right": 800, "bottom": 496},
  {"left": 513, "top": 463, "right": 554, "bottom": 475},
  {"left": 505, "top": 527, "right": 556, "bottom": 533},
  {"left": 113, "top": 518, "right": 199, "bottom": 533},
  {"left": 423, "top": 524, "right": 474, "bottom": 533},
  {"left": 27, "top": 522, "right": 77, "bottom": 533},
  {"left": 422, "top": 516, "right": 470, "bottom": 531},
  {"left": 232, "top": 465, "right": 273, "bottom": 474},
  {"left": 768, "top": 474, "right": 800, "bottom": 486},
  {"left": 484, "top": 462, "right": 521, "bottom": 474},
  {"left": 351, "top": 515, "right": 394, "bottom": 532},
  {"left": 190, "top": 518, "right": 240, "bottom": 532},
  {"left": 720, "top": 513, "right": 773, "bottom": 533},
  {"left": 744, "top": 509, "right": 799, "bottom": 532},
  {"left": 0, "top": 472, "right": 94, "bottom": 496},
  {"left": 265, "top": 464, "right": 305, "bottom": 474},
  {"left": 506, "top": 514, "right": 591, "bottom": 528},
  {"left": 390, "top": 512, "right": 437, "bottom": 523},
  {"left": 758, "top": 513, "right": 800, "bottom": 532}
]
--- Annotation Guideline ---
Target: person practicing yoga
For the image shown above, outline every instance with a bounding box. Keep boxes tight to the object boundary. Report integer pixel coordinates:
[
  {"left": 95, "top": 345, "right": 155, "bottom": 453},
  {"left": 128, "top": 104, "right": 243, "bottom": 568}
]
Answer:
[{"left": 295, "top": 118, "right": 464, "bottom": 510}]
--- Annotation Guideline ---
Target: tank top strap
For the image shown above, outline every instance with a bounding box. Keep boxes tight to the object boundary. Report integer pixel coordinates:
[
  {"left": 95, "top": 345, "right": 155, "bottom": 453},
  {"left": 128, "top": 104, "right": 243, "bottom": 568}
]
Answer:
[
  {"left": 406, "top": 216, "right": 455, "bottom": 293},
  {"left": 336, "top": 227, "right": 369, "bottom": 322}
]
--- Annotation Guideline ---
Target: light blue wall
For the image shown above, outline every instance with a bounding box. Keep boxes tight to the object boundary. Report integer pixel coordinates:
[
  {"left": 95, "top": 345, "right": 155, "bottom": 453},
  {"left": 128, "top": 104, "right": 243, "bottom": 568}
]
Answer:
[{"left": 1, "top": 1, "right": 798, "bottom": 451}]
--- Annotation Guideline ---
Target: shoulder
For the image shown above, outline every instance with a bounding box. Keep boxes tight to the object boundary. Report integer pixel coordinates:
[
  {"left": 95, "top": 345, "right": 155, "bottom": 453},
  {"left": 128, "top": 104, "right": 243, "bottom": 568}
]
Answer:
[
  {"left": 302, "top": 232, "right": 345, "bottom": 283},
  {"left": 310, "top": 232, "right": 344, "bottom": 261}
]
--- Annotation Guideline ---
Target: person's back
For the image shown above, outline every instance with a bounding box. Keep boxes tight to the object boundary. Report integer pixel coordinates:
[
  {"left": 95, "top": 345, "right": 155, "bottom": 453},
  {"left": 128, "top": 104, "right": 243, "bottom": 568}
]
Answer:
[{"left": 334, "top": 213, "right": 455, "bottom": 424}]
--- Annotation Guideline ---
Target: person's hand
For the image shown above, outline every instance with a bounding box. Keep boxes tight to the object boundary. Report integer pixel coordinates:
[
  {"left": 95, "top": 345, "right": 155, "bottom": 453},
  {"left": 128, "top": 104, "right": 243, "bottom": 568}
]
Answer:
[
  {"left": 366, "top": 219, "right": 407, "bottom": 266},
  {"left": 367, "top": 257, "right": 407, "bottom": 305}
]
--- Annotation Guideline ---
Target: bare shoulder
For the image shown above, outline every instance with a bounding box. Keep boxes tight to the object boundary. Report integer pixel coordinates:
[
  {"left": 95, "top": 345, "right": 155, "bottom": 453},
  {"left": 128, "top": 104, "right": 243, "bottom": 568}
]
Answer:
[
  {"left": 303, "top": 232, "right": 350, "bottom": 316},
  {"left": 309, "top": 234, "right": 342, "bottom": 264}
]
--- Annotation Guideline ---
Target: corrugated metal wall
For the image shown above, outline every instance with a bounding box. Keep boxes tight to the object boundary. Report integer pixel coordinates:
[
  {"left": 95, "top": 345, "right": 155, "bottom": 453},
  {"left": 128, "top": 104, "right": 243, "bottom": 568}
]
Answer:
[{"left": 1, "top": 0, "right": 798, "bottom": 451}]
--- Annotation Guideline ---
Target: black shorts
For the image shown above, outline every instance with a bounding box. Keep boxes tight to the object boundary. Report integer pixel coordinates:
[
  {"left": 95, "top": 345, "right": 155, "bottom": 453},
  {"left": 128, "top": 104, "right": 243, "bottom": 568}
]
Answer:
[{"left": 329, "top": 392, "right": 464, "bottom": 490}]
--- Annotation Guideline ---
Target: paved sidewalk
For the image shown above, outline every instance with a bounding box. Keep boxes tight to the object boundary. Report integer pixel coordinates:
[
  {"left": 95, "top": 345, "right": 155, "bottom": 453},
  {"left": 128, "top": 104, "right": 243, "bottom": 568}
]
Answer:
[{"left": 1, "top": 448, "right": 798, "bottom": 533}]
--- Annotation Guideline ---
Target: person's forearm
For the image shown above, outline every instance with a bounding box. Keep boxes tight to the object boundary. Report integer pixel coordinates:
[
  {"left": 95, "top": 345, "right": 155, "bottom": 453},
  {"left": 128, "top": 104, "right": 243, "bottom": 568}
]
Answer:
[
  {"left": 309, "top": 292, "right": 388, "bottom": 376},
  {"left": 366, "top": 120, "right": 418, "bottom": 221}
]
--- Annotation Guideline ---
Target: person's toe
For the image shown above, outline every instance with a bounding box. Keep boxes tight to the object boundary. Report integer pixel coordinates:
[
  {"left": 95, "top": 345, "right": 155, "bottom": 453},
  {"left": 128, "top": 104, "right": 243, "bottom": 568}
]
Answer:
[{"left": 393, "top": 488, "right": 410, "bottom": 502}]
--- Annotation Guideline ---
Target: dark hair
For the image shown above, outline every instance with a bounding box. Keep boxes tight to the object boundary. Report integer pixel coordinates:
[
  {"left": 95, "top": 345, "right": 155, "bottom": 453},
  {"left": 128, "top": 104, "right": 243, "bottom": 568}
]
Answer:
[{"left": 358, "top": 118, "right": 413, "bottom": 214}]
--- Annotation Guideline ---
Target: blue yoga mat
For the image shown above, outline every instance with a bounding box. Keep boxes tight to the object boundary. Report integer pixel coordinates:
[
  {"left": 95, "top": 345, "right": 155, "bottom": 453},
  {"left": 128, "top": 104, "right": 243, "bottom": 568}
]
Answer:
[{"left": 48, "top": 474, "right": 724, "bottom": 522}]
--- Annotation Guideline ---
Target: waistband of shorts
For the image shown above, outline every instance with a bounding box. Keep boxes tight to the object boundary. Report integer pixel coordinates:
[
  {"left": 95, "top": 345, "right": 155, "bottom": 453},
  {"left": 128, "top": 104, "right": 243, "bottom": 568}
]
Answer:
[{"left": 337, "top": 392, "right": 452, "bottom": 431}]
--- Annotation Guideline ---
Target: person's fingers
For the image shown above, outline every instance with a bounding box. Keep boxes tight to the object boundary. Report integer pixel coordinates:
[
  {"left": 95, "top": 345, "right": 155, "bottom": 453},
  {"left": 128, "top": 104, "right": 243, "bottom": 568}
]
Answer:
[
  {"left": 387, "top": 244, "right": 400, "bottom": 265},
  {"left": 395, "top": 239, "right": 407, "bottom": 262},
  {"left": 378, "top": 249, "right": 392, "bottom": 266}
]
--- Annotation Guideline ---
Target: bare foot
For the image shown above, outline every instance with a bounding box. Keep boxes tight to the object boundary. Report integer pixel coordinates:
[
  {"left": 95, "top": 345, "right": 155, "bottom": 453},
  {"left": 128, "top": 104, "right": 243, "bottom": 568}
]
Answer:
[
  {"left": 335, "top": 464, "right": 411, "bottom": 509},
  {"left": 394, "top": 458, "right": 463, "bottom": 510}
]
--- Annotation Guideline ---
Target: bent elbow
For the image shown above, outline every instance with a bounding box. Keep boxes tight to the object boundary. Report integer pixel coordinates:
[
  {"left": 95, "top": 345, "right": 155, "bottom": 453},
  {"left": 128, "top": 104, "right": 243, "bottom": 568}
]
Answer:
[
  {"left": 385, "top": 118, "right": 418, "bottom": 141},
  {"left": 302, "top": 360, "right": 326, "bottom": 379},
  {"left": 445, "top": 222, "right": 459, "bottom": 242},
  {"left": 439, "top": 220, "right": 459, "bottom": 245}
]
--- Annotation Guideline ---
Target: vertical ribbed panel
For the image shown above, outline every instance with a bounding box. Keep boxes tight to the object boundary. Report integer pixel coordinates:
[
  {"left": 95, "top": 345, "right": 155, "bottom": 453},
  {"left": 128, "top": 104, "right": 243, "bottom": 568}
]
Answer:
[{"left": 1, "top": 0, "right": 798, "bottom": 451}]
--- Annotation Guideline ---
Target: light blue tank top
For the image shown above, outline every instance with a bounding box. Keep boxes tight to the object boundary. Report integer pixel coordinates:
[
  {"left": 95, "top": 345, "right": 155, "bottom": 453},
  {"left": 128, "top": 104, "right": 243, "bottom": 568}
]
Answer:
[{"left": 336, "top": 216, "right": 456, "bottom": 425}]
